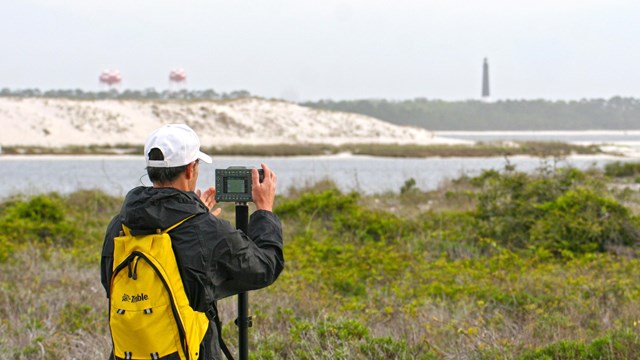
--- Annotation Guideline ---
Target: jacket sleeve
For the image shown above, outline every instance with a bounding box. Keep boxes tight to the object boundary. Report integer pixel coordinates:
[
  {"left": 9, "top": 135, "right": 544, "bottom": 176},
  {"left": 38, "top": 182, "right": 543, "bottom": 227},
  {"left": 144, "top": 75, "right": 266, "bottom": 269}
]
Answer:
[
  {"left": 211, "top": 210, "right": 284, "bottom": 299},
  {"left": 100, "top": 216, "right": 121, "bottom": 298}
]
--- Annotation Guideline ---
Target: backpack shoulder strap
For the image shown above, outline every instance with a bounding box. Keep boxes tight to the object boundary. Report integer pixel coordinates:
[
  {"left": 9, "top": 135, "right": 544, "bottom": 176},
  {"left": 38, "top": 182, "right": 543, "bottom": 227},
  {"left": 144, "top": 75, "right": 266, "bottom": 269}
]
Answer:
[
  {"left": 162, "top": 215, "right": 196, "bottom": 234},
  {"left": 210, "top": 301, "right": 235, "bottom": 360},
  {"left": 121, "top": 224, "right": 132, "bottom": 237},
  {"left": 120, "top": 215, "right": 196, "bottom": 237}
]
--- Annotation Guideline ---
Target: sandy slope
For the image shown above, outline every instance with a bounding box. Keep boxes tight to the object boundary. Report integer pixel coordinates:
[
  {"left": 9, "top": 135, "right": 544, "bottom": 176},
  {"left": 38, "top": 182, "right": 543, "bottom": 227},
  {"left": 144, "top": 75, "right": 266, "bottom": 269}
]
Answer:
[{"left": 0, "top": 97, "right": 468, "bottom": 147}]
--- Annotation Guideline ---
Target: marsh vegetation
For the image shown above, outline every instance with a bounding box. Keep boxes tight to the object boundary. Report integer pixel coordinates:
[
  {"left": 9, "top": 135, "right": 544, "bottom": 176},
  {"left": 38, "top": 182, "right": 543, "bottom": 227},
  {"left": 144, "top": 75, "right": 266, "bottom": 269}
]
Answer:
[{"left": 0, "top": 141, "right": 603, "bottom": 158}]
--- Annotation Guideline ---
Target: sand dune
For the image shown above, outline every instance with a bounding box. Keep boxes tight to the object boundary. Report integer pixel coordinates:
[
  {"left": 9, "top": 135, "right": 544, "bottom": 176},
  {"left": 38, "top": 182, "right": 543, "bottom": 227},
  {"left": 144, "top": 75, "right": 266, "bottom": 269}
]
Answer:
[{"left": 0, "top": 97, "right": 469, "bottom": 148}]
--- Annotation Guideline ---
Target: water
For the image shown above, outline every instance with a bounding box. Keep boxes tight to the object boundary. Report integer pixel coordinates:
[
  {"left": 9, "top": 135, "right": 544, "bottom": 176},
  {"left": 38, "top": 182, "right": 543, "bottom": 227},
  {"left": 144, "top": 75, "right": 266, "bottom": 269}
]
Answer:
[
  {"left": 2, "top": 131, "right": 639, "bottom": 197},
  {"left": 0, "top": 153, "right": 635, "bottom": 198}
]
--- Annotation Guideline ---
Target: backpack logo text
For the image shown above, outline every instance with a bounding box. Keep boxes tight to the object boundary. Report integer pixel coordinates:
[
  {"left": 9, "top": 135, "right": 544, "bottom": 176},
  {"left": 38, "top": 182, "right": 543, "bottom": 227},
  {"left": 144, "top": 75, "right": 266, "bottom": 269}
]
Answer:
[{"left": 121, "top": 293, "right": 149, "bottom": 303}]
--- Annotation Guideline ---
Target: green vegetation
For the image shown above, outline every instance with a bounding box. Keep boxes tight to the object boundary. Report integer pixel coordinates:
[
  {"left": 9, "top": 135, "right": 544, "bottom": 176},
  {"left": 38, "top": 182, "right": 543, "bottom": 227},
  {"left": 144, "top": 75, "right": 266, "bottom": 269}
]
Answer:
[
  {"left": 0, "top": 144, "right": 143, "bottom": 156},
  {"left": 1, "top": 141, "right": 603, "bottom": 157},
  {"left": 605, "top": 161, "right": 640, "bottom": 178},
  {"left": 1, "top": 164, "right": 640, "bottom": 358},
  {"left": 304, "top": 97, "right": 640, "bottom": 130},
  {"left": 518, "top": 330, "right": 640, "bottom": 360}
]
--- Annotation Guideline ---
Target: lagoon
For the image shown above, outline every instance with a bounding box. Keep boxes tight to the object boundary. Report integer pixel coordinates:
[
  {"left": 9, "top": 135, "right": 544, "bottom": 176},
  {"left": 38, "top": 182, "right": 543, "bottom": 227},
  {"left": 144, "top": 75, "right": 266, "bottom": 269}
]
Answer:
[
  {"left": 3, "top": 131, "right": 640, "bottom": 197},
  {"left": 0, "top": 153, "right": 636, "bottom": 198}
]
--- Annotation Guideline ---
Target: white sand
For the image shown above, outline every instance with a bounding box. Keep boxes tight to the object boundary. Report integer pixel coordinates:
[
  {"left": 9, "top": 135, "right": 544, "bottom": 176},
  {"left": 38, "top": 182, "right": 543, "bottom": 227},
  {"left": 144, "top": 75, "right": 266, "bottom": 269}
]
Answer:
[{"left": 0, "top": 97, "right": 469, "bottom": 148}]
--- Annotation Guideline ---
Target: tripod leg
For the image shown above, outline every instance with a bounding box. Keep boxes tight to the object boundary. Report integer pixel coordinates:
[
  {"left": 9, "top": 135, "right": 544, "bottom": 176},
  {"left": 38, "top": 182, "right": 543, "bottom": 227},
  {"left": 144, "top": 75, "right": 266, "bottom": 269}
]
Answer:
[{"left": 235, "top": 203, "right": 250, "bottom": 360}]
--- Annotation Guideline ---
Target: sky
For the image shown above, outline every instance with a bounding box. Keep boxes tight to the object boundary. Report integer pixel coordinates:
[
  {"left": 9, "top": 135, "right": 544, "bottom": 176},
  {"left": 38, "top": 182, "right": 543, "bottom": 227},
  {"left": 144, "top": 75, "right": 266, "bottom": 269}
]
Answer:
[{"left": 1, "top": 0, "right": 639, "bottom": 101}]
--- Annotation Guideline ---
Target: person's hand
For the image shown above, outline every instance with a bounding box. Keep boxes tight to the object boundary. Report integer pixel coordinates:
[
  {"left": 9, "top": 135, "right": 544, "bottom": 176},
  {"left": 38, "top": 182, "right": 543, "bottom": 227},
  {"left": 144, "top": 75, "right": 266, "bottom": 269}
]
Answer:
[
  {"left": 196, "top": 186, "right": 222, "bottom": 216},
  {"left": 252, "top": 163, "right": 276, "bottom": 212}
]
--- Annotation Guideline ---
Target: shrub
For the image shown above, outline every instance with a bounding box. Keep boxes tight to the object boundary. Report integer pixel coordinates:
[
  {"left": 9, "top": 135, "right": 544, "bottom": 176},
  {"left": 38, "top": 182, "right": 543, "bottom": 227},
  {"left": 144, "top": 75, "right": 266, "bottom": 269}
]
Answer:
[
  {"left": 0, "top": 194, "right": 78, "bottom": 248},
  {"left": 277, "top": 188, "right": 415, "bottom": 243},
  {"left": 333, "top": 207, "right": 412, "bottom": 243},
  {"left": 473, "top": 167, "right": 577, "bottom": 249},
  {"left": 530, "top": 187, "right": 640, "bottom": 254},
  {"left": 400, "top": 178, "right": 417, "bottom": 195},
  {"left": 604, "top": 161, "right": 640, "bottom": 178},
  {"left": 471, "top": 165, "right": 639, "bottom": 255},
  {"left": 275, "top": 188, "right": 359, "bottom": 221}
]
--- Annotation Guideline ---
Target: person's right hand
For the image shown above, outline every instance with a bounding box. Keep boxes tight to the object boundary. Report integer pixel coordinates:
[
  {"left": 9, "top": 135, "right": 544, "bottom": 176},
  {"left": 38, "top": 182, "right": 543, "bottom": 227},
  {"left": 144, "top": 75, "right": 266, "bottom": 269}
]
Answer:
[{"left": 252, "top": 163, "right": 276, "bottom": 212}]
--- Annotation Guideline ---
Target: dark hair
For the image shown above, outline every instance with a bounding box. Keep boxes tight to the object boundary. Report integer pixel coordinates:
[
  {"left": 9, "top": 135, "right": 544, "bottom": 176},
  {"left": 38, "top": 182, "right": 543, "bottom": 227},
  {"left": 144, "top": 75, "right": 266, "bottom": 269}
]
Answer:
[{"left": 146, "top": 148, "right": 188, "bottom": 185}]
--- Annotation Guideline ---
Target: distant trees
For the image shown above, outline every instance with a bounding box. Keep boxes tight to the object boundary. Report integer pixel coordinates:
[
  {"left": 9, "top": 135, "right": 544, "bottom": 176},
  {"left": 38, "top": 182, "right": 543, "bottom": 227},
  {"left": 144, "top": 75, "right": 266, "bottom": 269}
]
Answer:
[
  {"left": 0, "top": 88, "right": 252, "bottom": 101},
  {"left": 302, "top": 97, "right": 640, "bottom": 130}
]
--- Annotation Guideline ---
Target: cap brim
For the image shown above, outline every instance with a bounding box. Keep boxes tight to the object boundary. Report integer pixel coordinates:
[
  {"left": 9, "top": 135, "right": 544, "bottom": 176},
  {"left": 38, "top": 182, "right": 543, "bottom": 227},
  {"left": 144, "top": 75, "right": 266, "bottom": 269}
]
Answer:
[{"left": 197, "top": 151, "right": 212, "bottom": 164}]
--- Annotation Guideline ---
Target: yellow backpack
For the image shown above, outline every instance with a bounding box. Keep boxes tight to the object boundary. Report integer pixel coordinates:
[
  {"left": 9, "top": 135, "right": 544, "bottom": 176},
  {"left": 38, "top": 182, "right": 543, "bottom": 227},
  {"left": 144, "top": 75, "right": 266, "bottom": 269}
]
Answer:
[{"left": 109, "top": 216, "right": 209, "bottom": 360}]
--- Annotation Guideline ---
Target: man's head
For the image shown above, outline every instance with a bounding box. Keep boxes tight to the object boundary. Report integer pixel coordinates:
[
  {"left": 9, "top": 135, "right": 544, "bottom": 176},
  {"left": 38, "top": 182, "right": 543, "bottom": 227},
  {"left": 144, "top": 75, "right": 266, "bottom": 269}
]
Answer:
[{"left": 144, "top": 124, "right": 212, "bottom": 189}]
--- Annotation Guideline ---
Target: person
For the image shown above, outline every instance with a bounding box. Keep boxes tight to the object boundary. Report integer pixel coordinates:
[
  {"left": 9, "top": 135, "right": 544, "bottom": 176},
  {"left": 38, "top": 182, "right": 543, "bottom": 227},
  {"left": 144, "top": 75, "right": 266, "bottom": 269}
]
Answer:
[{"left": 100, "top": 123, "right": 284, "bottom": 360}]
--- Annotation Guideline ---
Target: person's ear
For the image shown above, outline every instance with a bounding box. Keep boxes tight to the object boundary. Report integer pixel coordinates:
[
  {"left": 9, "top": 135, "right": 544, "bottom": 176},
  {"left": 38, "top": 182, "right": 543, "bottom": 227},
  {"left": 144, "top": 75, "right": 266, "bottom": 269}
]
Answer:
[{"left": 185, "top": 162, "right": 196, "bottom": 180}]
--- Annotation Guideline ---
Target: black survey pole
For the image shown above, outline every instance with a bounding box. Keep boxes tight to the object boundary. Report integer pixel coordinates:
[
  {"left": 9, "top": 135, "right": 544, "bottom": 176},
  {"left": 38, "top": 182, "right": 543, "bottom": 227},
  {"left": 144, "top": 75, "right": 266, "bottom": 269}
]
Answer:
[{"left": 235, "top": 203, "right": 250, "bottom": 360}]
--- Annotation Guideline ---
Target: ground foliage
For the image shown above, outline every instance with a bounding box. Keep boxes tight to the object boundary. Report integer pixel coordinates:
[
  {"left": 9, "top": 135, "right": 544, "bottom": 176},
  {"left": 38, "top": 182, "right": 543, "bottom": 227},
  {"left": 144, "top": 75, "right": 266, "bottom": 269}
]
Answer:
[{"left": 1, "top": 164, "right": 640, "bottom": 359}]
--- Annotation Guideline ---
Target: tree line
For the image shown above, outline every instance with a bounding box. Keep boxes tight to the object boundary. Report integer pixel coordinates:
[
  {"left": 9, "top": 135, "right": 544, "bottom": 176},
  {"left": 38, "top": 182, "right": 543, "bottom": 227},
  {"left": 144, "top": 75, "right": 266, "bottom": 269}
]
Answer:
[
  {"left": 302, "top": 97, "right": 640, "bottom": 130},
  {"left": 0, "top": 88, "right": 251, "bottom": 101}
]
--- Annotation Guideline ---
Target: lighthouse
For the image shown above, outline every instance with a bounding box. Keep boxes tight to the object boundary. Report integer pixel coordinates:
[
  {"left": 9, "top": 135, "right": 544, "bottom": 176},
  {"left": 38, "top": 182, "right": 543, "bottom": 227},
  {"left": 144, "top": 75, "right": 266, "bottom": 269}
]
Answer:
[{"left": 482, "top": 58, "right": 490, "bottom": 99}]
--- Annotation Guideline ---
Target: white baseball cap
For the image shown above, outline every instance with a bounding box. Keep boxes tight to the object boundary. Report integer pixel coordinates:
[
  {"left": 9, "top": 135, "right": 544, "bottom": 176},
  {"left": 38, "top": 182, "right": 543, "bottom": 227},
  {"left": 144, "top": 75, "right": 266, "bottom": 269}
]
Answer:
[{"left": 144, "top": 124, "right": 212, "bottom": 168}]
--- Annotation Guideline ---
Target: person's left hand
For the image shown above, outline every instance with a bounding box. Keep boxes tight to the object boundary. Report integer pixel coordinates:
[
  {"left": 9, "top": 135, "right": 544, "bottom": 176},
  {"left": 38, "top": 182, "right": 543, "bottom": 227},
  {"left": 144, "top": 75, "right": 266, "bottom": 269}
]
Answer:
[{"left": 196, "top": 186, "right": 222, "bottom": 216}]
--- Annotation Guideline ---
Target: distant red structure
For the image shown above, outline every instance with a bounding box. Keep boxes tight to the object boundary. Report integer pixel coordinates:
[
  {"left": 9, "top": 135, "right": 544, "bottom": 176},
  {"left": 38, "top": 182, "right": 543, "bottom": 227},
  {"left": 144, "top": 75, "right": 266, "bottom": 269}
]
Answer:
[
  {"left": 169, "top": 68, "right": 187, "bottom": 83},
  {"left": 99, "top": 69, "right": 122, "bottom": 86}
]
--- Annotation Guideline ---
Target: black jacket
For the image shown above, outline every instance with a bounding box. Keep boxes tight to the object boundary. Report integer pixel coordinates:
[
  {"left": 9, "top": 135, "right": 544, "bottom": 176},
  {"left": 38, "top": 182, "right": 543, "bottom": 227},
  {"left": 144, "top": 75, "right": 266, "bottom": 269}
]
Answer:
[{"left": 101, "top": 186, "right": 284, "bottom": 360}]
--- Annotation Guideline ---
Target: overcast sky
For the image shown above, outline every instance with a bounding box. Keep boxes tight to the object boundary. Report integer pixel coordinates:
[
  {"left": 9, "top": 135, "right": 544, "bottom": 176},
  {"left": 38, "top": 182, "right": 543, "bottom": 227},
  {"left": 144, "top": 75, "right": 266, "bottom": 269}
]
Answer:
[{"left": 1, "top": 0, "right": 639, "bottom": 101}]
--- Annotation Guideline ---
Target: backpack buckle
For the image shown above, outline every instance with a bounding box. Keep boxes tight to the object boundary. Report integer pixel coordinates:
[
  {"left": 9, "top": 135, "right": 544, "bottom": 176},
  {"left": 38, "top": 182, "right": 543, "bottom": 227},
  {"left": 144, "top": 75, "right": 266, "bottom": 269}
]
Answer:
[{"left": 206, "top": 307, "right": 217, "bottom": 320}]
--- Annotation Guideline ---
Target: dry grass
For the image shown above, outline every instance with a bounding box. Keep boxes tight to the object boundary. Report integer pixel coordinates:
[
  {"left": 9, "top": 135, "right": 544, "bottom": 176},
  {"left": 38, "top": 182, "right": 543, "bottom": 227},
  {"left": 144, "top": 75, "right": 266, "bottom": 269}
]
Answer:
[
  {"left": 0, "top": 246, "right": 266, "bottom": 359},
  {"left": 0, "top": 247, "right": 110, "bottom": 359},
  {"left": 1, "top": 248, "right": 639, "bottom": 359}
]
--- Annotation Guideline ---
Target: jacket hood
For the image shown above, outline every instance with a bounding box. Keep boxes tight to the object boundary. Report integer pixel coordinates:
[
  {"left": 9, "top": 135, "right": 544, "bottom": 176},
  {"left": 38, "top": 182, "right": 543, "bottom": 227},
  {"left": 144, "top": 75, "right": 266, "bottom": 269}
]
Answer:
[{"left": 119, "top": 186, "right": 209, "bottom": 235}]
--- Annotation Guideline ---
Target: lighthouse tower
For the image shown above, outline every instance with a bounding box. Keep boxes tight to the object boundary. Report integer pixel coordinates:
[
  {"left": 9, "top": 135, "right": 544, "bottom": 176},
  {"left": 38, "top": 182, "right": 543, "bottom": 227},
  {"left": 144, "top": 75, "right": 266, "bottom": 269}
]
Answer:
[{"left": 482, "top": 58, "right": 490, "bottom": 100}]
